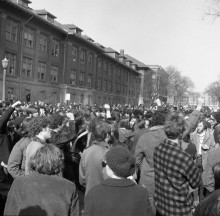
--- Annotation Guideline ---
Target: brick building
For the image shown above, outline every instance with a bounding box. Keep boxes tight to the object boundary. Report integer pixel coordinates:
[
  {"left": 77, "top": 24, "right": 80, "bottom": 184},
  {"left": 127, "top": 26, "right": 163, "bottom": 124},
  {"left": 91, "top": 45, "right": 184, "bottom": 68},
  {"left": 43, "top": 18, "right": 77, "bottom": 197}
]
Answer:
[{"left": 0, "top": 0, "right": 165, "bottom": 106}]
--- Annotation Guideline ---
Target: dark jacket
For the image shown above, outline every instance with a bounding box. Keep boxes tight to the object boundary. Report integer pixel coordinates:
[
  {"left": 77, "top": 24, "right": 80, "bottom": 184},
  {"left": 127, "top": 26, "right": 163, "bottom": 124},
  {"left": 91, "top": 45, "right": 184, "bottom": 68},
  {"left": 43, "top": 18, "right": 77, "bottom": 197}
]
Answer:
[
  {"left": 194, "top": 188, "right": 220, "bottom": 216},
  {"left": 4, "top": 172, "right": 79, "bottom": 216},
  {"left": 83, "top": 178, "right": 153, "bottom": 216},
  {"left": 0, "top": 107, "right": 14, "bottom": 196}
]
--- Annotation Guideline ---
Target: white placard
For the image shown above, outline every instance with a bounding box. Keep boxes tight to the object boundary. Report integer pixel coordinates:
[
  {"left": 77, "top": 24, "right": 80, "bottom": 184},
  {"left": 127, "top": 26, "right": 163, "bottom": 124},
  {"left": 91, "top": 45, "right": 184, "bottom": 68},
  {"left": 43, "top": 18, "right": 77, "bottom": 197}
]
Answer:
[{"left": 65, "top": 93, "right": 70, "bottom": 101}]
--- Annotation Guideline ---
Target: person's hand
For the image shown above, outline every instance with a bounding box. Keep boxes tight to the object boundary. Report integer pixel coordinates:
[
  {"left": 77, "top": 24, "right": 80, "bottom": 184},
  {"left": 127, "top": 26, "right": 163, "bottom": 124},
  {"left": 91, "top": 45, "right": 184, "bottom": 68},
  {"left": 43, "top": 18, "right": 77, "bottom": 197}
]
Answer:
[{"left": 11, "top": 101, "right": 21, "bottom": 108}]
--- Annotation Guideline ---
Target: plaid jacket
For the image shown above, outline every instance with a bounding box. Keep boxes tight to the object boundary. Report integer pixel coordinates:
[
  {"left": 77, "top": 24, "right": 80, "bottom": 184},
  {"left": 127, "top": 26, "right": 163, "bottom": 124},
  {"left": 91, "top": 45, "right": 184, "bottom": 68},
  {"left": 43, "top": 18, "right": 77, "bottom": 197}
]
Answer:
[{"left": 154, "top": 139, "right": 202, "bottom": 216}]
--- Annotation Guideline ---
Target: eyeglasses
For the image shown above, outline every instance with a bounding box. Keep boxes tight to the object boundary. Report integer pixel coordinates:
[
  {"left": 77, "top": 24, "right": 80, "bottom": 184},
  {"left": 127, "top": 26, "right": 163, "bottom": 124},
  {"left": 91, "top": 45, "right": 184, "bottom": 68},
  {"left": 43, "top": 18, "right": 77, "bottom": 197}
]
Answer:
[{"left": 102, "top": 161, "right": 107, "bottom": 168}]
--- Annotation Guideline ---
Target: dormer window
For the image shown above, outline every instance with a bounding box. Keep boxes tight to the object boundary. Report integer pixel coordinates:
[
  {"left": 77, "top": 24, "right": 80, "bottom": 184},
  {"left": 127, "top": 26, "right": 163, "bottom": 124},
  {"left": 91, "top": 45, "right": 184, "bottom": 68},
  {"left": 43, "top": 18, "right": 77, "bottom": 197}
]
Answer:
[
  {"left": 17, "top": 0, "right": 31, "bottom": 8},
  {"left": 34, "top": 10, "right": 56, "bottom": 23}
]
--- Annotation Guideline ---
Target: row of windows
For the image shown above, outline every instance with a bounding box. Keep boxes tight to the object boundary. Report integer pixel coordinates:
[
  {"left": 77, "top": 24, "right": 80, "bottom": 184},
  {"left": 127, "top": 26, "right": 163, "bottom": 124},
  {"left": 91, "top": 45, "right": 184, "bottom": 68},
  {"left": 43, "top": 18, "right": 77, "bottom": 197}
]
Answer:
[
  {"left": 5, "top": 51, "right": 137, "bottom": 95},
  {"left": 5, "top": 52, "right": 58, "bottom": 82},
  {"left": 5, "top": 17, "right": 89, "bottom": 64}
]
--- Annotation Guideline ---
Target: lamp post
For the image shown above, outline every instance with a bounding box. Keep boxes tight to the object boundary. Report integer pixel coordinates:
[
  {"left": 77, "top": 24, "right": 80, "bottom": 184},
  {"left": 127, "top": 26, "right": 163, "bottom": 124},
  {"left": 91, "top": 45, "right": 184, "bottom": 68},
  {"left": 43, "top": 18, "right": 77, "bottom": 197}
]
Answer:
[{"left": 2, "top": 57, "right": 9, "bottom": 101}]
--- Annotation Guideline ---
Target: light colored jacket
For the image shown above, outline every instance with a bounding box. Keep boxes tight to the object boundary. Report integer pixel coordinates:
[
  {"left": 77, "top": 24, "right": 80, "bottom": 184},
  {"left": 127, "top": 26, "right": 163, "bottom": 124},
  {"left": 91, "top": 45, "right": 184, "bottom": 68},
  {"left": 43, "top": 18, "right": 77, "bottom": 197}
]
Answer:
[{"left": 79, "top": 140, "right": 109, "bottom": 195}]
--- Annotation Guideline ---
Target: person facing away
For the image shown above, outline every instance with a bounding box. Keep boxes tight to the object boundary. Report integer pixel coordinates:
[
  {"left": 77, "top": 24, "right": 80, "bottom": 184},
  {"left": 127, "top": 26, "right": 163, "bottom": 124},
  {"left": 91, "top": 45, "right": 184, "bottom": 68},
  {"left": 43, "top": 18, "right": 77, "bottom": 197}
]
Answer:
[
  {"left": 153, "top": 112, "right": 203, "bottom": 216},
  {"left": 135, "top": 99, "right": 203, "bottom": 215},
  {"left": 194, "top": 162, "right": 220, "bottom": 216},
  {"left": 25, "top": 116, "right": 52, "bottom": 175},
  {"left": 4, "top": 144, "right": 79, "bottom": 216},
  {"left": 79, "top": 119, "right": 111, "bottom": 195},
  {"left": 83, "top": 146, "right": 153, "bottom": 216}
]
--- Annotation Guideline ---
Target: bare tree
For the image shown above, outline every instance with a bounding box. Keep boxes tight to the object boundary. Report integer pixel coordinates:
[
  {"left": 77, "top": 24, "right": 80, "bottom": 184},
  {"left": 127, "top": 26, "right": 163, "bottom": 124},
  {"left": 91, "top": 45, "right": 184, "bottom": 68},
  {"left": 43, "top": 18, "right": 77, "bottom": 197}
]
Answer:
[
  {"left": 205, "top": 0, "right": 220, "bottom": 20},
  {"left": 206, "top": 80, "right": 220, "bottom": 103},
  {"left": 166, "top": 66, "right": 194, "bottom": 105}
]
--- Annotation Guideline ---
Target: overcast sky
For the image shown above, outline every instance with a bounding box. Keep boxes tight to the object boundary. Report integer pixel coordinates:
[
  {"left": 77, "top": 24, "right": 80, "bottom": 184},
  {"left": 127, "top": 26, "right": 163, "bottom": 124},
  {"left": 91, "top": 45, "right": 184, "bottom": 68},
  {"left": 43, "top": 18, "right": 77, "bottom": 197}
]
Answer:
[{"left": 31, "top": 0, "right": 220, "bottom": 92}]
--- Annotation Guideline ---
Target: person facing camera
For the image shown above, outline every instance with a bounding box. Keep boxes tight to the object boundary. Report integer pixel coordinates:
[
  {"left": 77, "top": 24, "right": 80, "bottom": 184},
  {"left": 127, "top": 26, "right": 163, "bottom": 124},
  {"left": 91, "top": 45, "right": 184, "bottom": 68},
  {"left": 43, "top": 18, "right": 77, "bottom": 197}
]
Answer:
[
  {"left": 4, "top": 144, "right": 79, "bottom": 216},
  {"left": 83, "top": 146, "right": 153, "bottom": 216}
]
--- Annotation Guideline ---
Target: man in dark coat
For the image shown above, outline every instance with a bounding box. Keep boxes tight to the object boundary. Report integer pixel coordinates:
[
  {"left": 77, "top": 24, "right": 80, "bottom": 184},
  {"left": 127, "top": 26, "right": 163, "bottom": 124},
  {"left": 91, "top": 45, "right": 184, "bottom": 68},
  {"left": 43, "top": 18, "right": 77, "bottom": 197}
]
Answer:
[{"left": 0, "top": 101, "right": 21, "bottom": 214}]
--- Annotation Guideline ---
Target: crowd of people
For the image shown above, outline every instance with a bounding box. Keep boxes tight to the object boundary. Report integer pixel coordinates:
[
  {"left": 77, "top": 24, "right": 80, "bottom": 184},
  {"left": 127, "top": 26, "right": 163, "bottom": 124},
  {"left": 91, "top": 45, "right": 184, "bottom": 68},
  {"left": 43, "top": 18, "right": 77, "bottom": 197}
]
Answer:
[{"left": 0, "top": 98, "right": 220, "bottom": 215}]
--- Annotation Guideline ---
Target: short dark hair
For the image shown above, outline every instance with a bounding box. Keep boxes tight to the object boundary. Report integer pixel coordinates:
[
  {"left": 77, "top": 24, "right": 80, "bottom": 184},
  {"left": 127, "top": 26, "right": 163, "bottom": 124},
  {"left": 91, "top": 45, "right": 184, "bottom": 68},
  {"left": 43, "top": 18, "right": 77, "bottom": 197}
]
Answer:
[
  {"left": 164, "top": 112, "right": 186, "bottom": 139},
  {"left": 151, "top": 110, "right": 167, "bottom": 127},
  {"left": 49, "top": 113, "right": 65, "bottom": 130},
  {"left": 29, "top": 144, "right": 64, "bottom": 176},
  {"left": 90, "top": 119, "right": 111, "bottom": 142}
]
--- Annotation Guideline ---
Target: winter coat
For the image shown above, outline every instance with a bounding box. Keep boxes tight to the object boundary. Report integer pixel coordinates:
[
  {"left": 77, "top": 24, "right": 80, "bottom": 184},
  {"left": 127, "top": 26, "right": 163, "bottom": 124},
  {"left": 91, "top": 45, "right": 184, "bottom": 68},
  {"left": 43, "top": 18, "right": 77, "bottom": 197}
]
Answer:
[
  {"left": 194, "top": 188, "right": 220, "bottom": 216},
  {"left": 4, "top": 172, "right": 79, "bottom": 216},
  {"left": 0, "top": 107, "right": 14, "bottom": 196},
  {"left": 83, "top": 178, "right": 153, "bottom": 216}
]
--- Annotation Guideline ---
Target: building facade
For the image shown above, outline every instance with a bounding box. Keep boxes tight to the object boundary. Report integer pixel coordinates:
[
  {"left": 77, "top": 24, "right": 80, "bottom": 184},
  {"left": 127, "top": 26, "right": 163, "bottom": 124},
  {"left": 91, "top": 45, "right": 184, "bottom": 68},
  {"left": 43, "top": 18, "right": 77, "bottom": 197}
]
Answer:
[{"left": 0, "top": 0, "right": 142, "bottom": 105}]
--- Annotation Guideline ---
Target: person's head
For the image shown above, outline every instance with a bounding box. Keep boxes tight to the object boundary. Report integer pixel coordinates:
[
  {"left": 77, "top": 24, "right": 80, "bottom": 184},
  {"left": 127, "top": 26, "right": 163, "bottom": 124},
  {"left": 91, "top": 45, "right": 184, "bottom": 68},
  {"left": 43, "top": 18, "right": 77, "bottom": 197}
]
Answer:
[
  {"left": 49, "top": 113, "right": 65, "bottom": 130},
  {"left": 29, "top": 144, "right": 64, "bottom": 176},
  {"left": 213, "top": 162, "right": 220, "bottom": 190},
  {"left": 27, "top": 116, "right": 51, "bottom": 140},
  {"left": 19, "top": 117, "right": 33, "bottom": 136},
  {"left": 105, "top": 146, "right": 135, "bottom": 178},
  {"left": 197, "top": 119, "right": 208, "bottom": 134},
  {"left": 212, "top": 112, "right": 220, "bottom": 124},
  {"left": 118, "top": 118, "right": 130, "bottom": 129},
  {"left": 90, "top": 119, "right": 111, "bottom": 142},
  {"left": 151, "top": 110, "right": 167, "bottom": 127},
  {"left": 164, "top": 112, "right": 186, "bottom": 140}
]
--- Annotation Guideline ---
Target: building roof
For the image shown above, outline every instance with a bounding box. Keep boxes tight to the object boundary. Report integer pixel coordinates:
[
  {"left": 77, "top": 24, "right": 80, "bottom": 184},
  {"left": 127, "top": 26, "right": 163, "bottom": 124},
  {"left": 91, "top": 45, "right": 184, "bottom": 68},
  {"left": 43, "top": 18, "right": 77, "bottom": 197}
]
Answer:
[
  {"left": 105, "top": 47, "right": 120, "bottom": 54},
  {"left": 82, "top": 35, "right": 94, "bottom": 42},
  {"left": 63, "top": 24, "right": 83, "bottom": 31},
  {"left": 124, "top": 54, "right": 148, "bottom": 68},
  {"left": 34, "top": 9, "right": 57, "bottom": 19},
  {"left": 94, "top": 43, "right": 105, "bottom": 49}
]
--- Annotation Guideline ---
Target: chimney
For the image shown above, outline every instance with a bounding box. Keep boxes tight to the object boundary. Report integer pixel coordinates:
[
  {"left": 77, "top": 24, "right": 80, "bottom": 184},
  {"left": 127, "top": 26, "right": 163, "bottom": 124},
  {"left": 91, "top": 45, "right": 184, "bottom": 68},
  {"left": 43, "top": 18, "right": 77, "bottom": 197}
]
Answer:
[{"left": 120, "top": 49, "right": 124, "bottom": 56}]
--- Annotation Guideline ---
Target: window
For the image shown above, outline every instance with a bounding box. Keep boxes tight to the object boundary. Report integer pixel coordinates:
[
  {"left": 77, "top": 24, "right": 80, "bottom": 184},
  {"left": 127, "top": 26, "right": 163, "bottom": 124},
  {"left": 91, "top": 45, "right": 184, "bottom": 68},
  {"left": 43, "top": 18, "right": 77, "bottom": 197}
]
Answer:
[
  {"left": 103, "top": 62, "right": 107, "bottom": 77},
  {"left": 79, "top": 71, "right": 85, "bottom": 85},
  {"left": 109, "top": 64, "right": 113, "bottom": 78},
  {"left": 38, "top": 61, "right": 46, "bottom": 80},
  {"left": 6, "top": 18, "right": 18, "bottom": 42},
  {"left": 98, "top": 58, "right": 102, "bottom": 70},
  {"left": 70, "top": 69, "right": 76, "bottom": 85},
  {"left": 97, "top": 79, "right": 102, "bottom": 90},
  {"left": 87, "top": 74, "right": 92, "bottom": 87},
  {"left": 103, "top": 80, "right": 107, "bottom": 92},
  {"left": 23, "top": 26, "right": 34, "bottom": 48},
  {"left": 5, "top": 52, "right": 16, "bottom": 75},
  {"left": 39, "top": 34, "right": 47, "bottom": 53},
  {"left": 108, "top": 82, "right": 112, "bottom": 92},
  {"left": 7, "top": 87, "right": 14, "bottom": 101},
  {"left": 51, "top": 39, "right": 59, "bottom": 57},
  {"left": 80, "top": 49, "right": 86, "bottom": 64},
  {"left": 22, "top": 57, "right": 32, "bottom": 77},
  {"left": 81, "top": 95, "right": 84, "bottom": 104},
  {"left": 113, "top": 83, "right": 116, "bottom": 93},
  {"left": 51, "top": 65, "right": 58, "bottom": 82},
  {"left": 72, "top": 46, "right": 78, "bottom": 62},
  {"left": 88, "top": 53, "right": 93, "bottom": 67}
]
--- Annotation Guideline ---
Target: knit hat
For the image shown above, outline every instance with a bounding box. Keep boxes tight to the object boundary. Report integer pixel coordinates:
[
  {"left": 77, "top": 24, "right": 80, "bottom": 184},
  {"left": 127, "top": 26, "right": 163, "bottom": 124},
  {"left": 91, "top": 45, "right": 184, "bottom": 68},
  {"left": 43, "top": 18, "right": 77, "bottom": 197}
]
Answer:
[{"left": 106, "top": 146, "right": 135, "bottom": 178}]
